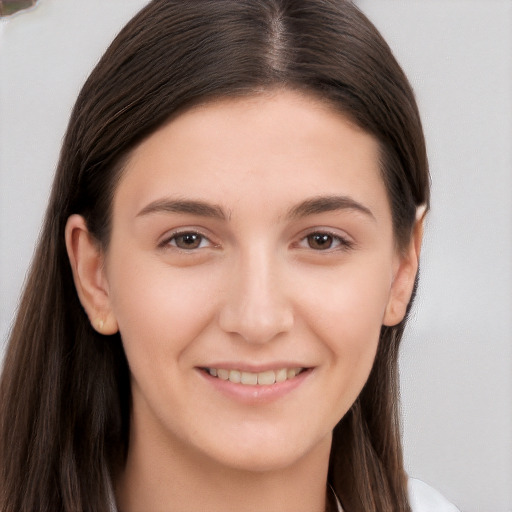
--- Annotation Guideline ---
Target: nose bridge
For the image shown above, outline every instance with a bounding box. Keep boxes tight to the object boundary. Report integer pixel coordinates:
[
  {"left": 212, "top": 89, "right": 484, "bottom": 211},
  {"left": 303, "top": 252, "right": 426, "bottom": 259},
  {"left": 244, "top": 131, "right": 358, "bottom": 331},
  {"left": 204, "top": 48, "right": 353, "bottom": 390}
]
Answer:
[{"left": 218, "top": 243, "right": 293, "bottom": 343}]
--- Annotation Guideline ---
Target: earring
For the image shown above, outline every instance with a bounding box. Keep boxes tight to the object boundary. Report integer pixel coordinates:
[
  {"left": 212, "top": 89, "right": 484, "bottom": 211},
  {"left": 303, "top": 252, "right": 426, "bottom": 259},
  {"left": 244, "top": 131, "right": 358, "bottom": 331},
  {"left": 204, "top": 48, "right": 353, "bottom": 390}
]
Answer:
[
  {"left": 416, "top": 204, "right": 427, "bottom": 221},
  {"left": 96, "top": 318, "right": 105, "bottom": 331}
]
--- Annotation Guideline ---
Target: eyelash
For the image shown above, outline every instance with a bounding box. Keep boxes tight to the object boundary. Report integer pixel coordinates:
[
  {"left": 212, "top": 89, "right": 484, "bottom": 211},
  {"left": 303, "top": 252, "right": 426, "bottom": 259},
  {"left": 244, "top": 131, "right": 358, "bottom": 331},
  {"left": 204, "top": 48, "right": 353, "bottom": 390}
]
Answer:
[
  {"left": 160, "top": 230, "right": 354, "bottom": 253},
  {"left": 160, "top": 231, "right": 215, "bottom": 251},
  {"left": 297, "top": 231, "right": 355, "bottom": 252}
]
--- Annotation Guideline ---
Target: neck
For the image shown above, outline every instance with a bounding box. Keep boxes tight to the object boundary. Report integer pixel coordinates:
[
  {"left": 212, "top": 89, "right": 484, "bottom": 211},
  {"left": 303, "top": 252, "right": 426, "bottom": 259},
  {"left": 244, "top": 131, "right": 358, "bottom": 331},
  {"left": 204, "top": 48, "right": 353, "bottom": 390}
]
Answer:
[{"left": 115, "top": 406, "right": 332, "bottom": 512}]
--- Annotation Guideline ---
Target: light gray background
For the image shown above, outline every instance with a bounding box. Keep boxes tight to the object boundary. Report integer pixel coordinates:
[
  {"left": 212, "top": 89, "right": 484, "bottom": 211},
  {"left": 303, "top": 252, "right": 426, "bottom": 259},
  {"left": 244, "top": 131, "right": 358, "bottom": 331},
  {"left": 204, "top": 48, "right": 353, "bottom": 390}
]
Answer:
[{"left": 1, "top": 1, "right": 511, "bottom": 511}]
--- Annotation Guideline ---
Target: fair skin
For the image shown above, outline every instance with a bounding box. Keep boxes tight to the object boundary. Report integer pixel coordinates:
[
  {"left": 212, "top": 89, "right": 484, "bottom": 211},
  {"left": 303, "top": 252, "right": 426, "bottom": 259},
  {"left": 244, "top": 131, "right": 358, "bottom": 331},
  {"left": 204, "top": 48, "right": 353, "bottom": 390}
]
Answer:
[{"left": 66, "top": 90, "right": 422, "bottom": 512}]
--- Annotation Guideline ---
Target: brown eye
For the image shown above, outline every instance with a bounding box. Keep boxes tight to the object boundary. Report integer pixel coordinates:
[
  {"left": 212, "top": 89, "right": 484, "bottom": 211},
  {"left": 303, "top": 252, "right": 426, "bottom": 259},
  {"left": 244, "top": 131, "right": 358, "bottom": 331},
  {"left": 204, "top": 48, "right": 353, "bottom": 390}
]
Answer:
[
  {"left": 169, "top": 233, "right": 206, "bottom": 250},
  {"left": 299, "top": 232, "right": 354, "bottom": 252},
  {"left": 307, "top": 233, "right": 334, "bottom": 250}
]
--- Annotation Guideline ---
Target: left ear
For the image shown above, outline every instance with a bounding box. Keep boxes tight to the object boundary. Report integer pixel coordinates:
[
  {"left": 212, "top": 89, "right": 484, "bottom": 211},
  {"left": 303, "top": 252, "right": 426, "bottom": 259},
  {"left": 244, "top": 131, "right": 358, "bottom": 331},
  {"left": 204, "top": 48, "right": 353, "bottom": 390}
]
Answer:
[
  {"left": 383, "top": 208, "right": 426, "bottom": 326},
  {"left": 65, "top": 214, "right": 119, "bottom": 335}
]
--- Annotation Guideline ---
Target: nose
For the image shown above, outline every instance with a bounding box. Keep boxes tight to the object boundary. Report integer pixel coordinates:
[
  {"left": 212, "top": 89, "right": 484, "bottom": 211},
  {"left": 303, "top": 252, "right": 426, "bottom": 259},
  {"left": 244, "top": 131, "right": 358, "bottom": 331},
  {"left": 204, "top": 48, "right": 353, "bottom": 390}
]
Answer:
[{"left": 217, "top": 248, "right": 294, "bottom": 344}]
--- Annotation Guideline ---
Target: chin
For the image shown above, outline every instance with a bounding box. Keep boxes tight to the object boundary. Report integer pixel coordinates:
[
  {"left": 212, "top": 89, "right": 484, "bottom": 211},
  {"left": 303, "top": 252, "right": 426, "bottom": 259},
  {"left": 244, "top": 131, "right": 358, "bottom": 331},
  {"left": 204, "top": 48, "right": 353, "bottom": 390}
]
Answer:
[
  {"left": 198, "top": 428, "right": 332, "bottom": 474},
  {"left": 226, "top": 450, "right": 301, "bottom": 473}
]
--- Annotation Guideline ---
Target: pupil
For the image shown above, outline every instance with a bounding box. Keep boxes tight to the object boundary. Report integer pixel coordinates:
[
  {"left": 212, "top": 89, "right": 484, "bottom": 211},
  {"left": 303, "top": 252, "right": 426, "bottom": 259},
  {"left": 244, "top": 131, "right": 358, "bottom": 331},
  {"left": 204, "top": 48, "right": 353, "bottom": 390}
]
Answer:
[
  {"left": 183, "top": 234, "right": 197, "bottom": 244},
  {"left": 310, "top": 234, "right": 332, "bottom": 249},
  {"left": 178, "top": 233, "right": 200, "bottom": 248}
]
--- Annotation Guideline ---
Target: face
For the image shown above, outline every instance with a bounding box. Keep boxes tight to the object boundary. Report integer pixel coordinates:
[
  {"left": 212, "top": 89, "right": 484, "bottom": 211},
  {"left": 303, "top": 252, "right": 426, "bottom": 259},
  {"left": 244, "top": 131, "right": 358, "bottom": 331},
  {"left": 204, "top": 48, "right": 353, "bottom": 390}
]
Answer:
[{"left": 98, "top": 90, "right": 411, "bottom": 472}]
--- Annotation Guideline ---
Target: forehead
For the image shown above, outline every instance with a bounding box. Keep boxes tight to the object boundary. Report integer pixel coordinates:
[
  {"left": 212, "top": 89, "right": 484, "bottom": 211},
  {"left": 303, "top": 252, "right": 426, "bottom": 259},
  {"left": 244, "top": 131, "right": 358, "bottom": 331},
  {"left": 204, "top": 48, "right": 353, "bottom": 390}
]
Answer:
[{"left": 115, "top": 89, "right": 388, "bottom": 222}]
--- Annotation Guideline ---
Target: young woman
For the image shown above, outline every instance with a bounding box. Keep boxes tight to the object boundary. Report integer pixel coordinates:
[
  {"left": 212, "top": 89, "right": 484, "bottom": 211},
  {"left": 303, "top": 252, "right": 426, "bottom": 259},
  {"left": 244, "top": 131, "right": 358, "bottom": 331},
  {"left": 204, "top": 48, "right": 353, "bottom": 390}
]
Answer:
[{"left": 0, "top": 1, "right": 460, "bottom": 511}]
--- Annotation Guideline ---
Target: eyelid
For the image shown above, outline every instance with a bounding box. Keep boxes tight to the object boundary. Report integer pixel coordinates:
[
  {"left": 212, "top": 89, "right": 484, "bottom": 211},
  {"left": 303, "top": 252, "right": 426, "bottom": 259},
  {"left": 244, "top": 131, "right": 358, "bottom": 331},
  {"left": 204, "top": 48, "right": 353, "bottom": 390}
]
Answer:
[
  {"left": 296, "top": 228, "right": 355, "bottom": 251},
  {"left": 158, "top": 228, "right": 218, "bottom": 250}
]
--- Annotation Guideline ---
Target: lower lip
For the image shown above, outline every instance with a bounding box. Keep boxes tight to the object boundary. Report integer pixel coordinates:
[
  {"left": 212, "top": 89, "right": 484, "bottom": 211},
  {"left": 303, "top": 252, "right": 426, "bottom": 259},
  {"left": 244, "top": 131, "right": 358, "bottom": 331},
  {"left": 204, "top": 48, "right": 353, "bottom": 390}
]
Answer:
[{"left": 197, "top": 368, "right": 313, "bottom": 404}]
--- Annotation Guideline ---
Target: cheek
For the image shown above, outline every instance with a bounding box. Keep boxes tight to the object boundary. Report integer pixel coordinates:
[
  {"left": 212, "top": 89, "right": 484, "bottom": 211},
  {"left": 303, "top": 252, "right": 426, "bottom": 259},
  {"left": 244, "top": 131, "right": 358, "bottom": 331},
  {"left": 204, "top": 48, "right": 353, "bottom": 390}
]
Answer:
[
  {"left": 106, "top": 255, "right": 220, "bottom": 367},
  {"left": 294, "top": 257, "right": 392, "bottom": 401},
  {"left": 297, "top": 257, "right": 392, "bottom": 344}
]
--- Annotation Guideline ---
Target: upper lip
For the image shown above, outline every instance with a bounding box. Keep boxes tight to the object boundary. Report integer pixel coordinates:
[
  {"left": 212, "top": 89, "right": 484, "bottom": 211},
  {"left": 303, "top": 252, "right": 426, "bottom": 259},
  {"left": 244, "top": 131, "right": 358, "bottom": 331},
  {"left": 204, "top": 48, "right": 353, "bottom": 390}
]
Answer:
[{"left": 198, "top": 362, "right": 310, "bottom": 372}]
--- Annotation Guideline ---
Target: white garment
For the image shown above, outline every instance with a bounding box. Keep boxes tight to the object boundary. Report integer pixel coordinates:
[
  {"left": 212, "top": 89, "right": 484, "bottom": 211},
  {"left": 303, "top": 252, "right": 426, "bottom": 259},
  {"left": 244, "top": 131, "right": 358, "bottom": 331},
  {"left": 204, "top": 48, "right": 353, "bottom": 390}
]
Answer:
[
  {"left": 332, "top": 478, "right": 460, "bottom": 512},
  {"left": 408, "top": 478, "right": 461, "bottom": 512}
]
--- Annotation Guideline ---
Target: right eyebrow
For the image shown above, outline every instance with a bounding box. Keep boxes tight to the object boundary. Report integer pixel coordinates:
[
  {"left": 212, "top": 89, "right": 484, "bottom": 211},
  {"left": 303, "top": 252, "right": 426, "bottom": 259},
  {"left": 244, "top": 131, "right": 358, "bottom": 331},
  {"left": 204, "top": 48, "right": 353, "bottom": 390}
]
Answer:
[
  {"left": 136, "top": 198, "right": 227, "bottom": 220},
  {"left": 286, "top": 195, "right": 375, "bottom": 222}
]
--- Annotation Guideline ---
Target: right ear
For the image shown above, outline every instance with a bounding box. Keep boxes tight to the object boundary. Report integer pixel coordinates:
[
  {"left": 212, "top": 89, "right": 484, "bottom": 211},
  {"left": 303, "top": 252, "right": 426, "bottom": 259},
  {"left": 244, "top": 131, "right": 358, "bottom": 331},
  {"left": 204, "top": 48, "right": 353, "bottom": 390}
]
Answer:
[{"left": 65, "top": 214, "right": 118, "bottom": 335}]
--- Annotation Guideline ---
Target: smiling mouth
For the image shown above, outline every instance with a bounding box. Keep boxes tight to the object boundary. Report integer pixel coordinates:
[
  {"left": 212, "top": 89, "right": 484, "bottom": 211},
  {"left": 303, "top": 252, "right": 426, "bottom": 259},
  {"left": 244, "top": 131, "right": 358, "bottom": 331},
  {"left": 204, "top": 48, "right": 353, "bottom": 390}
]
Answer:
[{"left": 202, "top": 367, "right": 306, "bottom": 386}]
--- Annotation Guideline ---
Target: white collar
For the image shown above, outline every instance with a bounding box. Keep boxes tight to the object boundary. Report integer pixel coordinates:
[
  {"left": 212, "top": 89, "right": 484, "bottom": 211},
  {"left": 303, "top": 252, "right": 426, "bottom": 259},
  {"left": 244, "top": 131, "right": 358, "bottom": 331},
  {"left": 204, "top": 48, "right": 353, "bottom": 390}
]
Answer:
[{"left": 330, "top": 484, "right": 344, "bottom": 512}]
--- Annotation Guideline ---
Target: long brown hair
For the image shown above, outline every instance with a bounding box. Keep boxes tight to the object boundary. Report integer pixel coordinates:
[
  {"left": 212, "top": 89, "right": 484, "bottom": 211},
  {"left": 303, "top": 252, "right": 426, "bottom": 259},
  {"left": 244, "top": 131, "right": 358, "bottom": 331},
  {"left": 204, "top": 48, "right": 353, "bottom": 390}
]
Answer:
[{"left": 0, "top": 1, "right": 429, "bottom": 510}]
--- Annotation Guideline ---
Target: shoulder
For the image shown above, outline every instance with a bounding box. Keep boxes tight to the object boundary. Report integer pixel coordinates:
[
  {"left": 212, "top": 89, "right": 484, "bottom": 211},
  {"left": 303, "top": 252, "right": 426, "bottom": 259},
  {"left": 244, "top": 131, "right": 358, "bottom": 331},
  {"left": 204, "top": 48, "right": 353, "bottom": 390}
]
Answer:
[{"left": 408, "top": 478, "right": 460, "bottom": 512}]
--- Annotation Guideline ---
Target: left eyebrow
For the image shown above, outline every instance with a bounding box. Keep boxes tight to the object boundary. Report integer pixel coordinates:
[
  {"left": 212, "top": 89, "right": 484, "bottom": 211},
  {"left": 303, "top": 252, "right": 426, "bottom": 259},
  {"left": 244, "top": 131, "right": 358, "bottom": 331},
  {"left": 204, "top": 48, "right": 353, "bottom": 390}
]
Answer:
[
  {"left": 286, "top": 195, "right": 375, "bottom": 221},
  {"left": 136, "top": 198, "right": 227, "bottom": 220}
]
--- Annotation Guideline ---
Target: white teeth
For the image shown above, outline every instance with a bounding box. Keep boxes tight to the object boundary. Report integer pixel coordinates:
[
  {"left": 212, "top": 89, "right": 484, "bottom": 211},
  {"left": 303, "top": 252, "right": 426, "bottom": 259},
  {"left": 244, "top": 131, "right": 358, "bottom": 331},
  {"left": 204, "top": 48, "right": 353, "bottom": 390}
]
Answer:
[
  {"left": 241, "top": 371, "right": 258, "bottom": 385},
  {"left": 228, "top": 370, "right": 241, "bottom": 383},
  {"left": 207, "top": 367, "right": 303, "bottom": 386},
  {"left": 275, "top": 368, "right": 287, "bottom": 383},
  {"left": 287, "top": 368, "right": 297, "bottom": 379},
  {"left": 217, "top": 368, "right": 229, "bottom": 380},
  {"left": 257, "top": 370, "right": 276, "bottom": 385}
]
